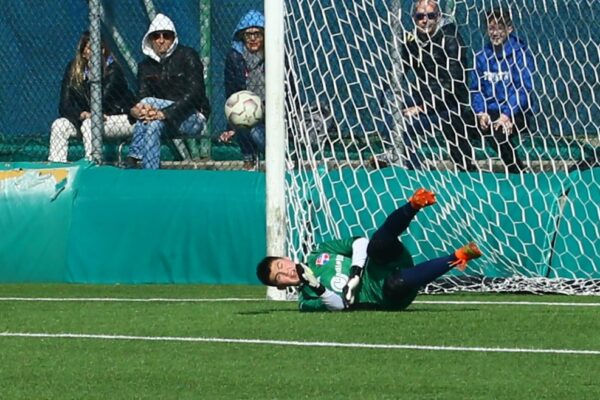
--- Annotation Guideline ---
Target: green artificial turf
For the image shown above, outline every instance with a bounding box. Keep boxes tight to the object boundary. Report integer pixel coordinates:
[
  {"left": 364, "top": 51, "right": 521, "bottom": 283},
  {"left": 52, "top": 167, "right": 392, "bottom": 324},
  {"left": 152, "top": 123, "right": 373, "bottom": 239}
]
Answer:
[{"left": 1, "top": 284, "right": 599, "bottom": 399}]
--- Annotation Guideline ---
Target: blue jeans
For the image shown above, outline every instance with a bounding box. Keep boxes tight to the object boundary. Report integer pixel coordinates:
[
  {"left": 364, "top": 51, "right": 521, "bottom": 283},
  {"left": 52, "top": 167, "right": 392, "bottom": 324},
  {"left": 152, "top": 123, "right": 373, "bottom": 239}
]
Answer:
[
  {"left": 129, "top": 97, "right": 206, "bottom": 169},
  {"left": 236, "top": 122, "right": 265, "bottom": 162}
]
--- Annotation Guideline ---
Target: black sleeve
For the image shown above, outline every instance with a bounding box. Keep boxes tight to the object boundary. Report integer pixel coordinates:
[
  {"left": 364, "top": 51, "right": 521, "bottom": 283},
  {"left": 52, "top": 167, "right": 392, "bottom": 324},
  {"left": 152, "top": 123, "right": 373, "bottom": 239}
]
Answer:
[
  {"left": 224, "top": 50, "right": 247, "bottom": 98},
  {"left": 399, "top": 34, "right": 424, "bottom": 108},
  {"left": 103, "top": 62, "right": 135, "bottom": 114},
  {"left": 163, "top": 48, "right": 211, "bottom": 121},
  {"left": 58, "top": 61, "right": 83, "bottom": 123},
  {"left": 136, "top": 61, "right": 152, "bottom": 101},
  {"left": 438, "top": 26, "right": 468, "bottom": 107}
]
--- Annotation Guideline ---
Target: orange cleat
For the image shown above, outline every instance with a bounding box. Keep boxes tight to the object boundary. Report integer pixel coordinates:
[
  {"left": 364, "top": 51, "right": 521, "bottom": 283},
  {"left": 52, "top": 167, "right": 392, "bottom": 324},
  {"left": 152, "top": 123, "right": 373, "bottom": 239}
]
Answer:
[
  {"left": 409, "top": 188, "right": 436, "bottom": 210},
  {"left": 450, "top": 242, "right": 483, "bottom": 271}
]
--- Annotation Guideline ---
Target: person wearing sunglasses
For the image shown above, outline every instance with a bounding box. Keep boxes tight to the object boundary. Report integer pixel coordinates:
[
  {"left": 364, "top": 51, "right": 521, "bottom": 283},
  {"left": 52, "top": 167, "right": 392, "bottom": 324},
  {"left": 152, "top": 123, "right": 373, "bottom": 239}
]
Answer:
[
  {"left": 125, "top": 13, "right": 211, "bottom": 169},
  {"left": 391, "top": 0, "right": 475, "bottom": 172},
  {"left": 469, "top": 8, "right": 534, "bottom": 174},
  {"left": 221, "top": 10, "right": 266, "bottom": 171}
]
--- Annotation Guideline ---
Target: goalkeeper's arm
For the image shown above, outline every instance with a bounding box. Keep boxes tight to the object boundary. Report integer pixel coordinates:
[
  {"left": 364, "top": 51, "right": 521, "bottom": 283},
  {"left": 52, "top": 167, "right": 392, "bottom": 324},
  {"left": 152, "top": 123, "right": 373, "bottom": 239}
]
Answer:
[
  {"left": 342, "top": 237, "right": 369, "bottom": 306},
  {"left": 296, "top": 263, "right": 346, "bottom": 311}
]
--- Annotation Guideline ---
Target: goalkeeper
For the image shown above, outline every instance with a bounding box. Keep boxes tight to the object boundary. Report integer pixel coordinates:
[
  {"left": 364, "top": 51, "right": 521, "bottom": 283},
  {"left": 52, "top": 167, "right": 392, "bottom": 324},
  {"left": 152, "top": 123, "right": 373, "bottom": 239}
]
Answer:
[{"left": 256, "top": 188, "right": 482, "bottom": 311}]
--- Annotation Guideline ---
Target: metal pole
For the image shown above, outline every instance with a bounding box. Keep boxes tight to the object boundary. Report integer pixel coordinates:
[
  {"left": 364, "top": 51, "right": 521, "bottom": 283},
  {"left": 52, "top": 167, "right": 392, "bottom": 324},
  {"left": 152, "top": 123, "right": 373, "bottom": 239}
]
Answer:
[
  {"left": 195, "top": 0, "right": 213, "bottom": 159},
  {"left": 89, "top": 0, "right": 104, "bottom": 164},
  {"left": 265, "top": 0, "right": 287, "bottom": 300},
  {"left": 388, "top": 0, "right": 406, "bottom": 166}
]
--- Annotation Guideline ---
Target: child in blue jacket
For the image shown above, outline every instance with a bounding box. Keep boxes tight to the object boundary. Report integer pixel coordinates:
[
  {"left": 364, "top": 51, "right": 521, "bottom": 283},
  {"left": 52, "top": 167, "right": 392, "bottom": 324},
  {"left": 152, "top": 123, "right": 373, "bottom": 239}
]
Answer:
[{"left": 470, "top": 8, "right": 535, "bottom": 173}]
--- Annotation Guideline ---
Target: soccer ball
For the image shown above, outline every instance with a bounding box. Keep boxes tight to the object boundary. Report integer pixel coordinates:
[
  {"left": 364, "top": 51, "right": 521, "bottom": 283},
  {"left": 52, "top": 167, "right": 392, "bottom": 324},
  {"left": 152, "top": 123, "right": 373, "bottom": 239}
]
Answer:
[{"left": 224, "top": 90, "right": 264, "bottom": 128}]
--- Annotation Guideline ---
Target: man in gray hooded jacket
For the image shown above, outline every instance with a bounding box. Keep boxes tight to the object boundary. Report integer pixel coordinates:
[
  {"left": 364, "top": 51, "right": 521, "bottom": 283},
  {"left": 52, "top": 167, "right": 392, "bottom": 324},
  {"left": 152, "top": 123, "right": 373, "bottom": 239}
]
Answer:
[{"left": 127, "top": 13, "right": 211, "bottom": 169}]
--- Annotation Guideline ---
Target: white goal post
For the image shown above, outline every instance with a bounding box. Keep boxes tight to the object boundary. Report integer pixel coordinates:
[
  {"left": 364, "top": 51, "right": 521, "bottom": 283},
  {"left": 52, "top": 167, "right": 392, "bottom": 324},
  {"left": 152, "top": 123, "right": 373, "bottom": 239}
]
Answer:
[{"left": 266, "top": 0, "right": 600, "bottom": 297}]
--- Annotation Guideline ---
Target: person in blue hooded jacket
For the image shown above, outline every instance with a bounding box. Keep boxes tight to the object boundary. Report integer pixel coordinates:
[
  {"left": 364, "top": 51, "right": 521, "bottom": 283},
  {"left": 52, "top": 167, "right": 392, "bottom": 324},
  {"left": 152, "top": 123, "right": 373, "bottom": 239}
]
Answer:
[
  {"left": 220, "top": 10, "right": 266, "bottom": 171},
  {"left": 470, "top": 8, "right": 535, "bottom": 173}
]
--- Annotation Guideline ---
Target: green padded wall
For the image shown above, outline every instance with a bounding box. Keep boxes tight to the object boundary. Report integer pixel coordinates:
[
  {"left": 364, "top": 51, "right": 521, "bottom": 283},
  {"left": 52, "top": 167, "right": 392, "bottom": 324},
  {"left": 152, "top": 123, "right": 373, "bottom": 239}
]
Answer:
[
  {"left": 306, "top": 168, "right": 574, "bottom": 278},
  {"left": 0, "top": 164, "right": 76, "bottom": 281},
  {"left": 1, "top": 162, "right": 598, "bottom": 283},
  {"left": 551, "top": 168, "right": 600, "bottom": 279},
  {"left": 0, "top": 161, "right": 266, "bottom": 284}
]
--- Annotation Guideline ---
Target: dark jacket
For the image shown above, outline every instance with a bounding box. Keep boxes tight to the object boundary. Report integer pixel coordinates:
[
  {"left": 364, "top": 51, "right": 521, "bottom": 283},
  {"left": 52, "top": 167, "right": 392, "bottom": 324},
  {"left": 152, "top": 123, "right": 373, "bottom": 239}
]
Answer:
[
  {"left": 224, "top": 50, "right": 248, "bottom": 98},
  {"left": 137, "top": 13, "right": 210, "bottom": 127},
  {"left": 401, "top": 23, "right": 468, "bottom": 112},
  {"left": 224, "top": 10, "right": 265, "bottom": 97},
  {"left": 58, "top": 56, "right": 134, "bottom": 128},
  {"left": 470, "top": 33, "right": 535, "bottom": 117},
  {"left": 138, "top": 45, "right": 211, "bottom": 126}
]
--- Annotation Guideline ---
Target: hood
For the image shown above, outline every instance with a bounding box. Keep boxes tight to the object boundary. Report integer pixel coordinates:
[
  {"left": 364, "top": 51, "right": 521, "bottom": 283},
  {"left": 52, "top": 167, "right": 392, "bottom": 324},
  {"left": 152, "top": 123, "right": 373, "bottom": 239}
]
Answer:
[
  {"left": 484, "top": 33, "right": 527, "bottom": 60},
  {"left": 231, "top": 10, "right": 265, "bottom": 54},
  {"left": 142, "top": 13, "right": 179, "bottom": 62}
]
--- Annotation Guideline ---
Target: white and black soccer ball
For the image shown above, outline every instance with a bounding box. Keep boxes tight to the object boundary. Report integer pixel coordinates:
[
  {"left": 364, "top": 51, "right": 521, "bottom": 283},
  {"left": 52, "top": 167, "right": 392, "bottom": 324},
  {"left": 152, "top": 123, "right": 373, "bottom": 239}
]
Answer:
[{"left": 224, "top": 90, "right": 264, "bottom": 128}]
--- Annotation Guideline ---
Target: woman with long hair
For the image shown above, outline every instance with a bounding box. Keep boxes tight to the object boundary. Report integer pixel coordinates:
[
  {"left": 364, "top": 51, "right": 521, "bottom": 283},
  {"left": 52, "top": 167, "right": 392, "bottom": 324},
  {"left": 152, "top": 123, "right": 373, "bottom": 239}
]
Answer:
[{"left": 48, "top": 31, "right": 134, "bottom": 163}]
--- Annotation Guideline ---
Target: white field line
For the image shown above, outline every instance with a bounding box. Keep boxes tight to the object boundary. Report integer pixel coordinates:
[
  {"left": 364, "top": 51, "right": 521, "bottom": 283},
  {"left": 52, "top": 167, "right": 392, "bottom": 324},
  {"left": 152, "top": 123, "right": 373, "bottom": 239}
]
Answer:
[
  {"left": 414, "top": 300, "right": 600, "bottom": 307},
  {"left": 0, "top": 297, "right": 599, "bottom": 307},
  {"left": 0, "top": 297, "right": 263, "bottom": 302},
  {"left": 0, "top": 332, "right": 598, "bottom": 356}
]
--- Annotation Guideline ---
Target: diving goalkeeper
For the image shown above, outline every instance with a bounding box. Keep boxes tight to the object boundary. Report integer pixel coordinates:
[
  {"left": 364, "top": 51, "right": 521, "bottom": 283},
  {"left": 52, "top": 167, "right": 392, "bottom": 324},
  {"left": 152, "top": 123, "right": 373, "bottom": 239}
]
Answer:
[{"left": 256, "top": 188, "right": 482, "bottom": 311}]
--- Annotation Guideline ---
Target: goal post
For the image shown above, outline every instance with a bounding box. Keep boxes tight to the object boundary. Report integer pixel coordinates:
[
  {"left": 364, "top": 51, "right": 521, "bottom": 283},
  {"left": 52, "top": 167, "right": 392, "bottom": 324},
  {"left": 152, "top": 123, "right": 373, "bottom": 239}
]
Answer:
[
  {"left": 264, "top": 0, "right": 288, "bottom": 300},
  {"left": 266, "top": 0, "right": 600, "bottom": 296}
]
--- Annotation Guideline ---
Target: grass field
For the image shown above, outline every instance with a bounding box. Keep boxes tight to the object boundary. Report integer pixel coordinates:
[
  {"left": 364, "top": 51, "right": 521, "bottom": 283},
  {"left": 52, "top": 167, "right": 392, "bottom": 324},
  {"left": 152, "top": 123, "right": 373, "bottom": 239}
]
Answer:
[{"left": 1, "top": 284, "right": 599, "bottom": 399}]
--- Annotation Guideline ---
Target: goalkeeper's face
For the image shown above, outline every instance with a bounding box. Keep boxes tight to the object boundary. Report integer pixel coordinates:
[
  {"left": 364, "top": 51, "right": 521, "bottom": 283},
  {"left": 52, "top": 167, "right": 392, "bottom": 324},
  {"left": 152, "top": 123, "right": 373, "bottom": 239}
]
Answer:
[{"left": 269, "top": 258, "right": 301, "bottom": 288}]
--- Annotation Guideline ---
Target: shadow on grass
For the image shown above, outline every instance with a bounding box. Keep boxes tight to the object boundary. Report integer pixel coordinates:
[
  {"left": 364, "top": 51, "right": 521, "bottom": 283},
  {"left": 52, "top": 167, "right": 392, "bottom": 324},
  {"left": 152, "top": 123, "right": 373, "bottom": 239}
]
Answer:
[
  {"left": 237, "top": 308, "right": 299, "bottom": 315},
  {"left": 402, "top": 307, "right": 481, "bottom": 313},
  {"left": 237, "top": 306, "right": 481, "bottom": 315}
]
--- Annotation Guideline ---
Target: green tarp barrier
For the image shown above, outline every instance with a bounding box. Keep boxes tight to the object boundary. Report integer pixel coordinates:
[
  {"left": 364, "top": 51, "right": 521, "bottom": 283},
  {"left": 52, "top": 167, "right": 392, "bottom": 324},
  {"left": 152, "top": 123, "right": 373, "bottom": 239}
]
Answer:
[
  {"left": 1, "top": 162, "right": 598, "bottom": 283},
  {"left": 1, "top": 161, "right": 265, "bottom": 284},
  {"left": 551, "top": 168, "right": 600, "bottom": 279},
  {"left": 303, "top": 167, "right": 593, "bottom": 279}
]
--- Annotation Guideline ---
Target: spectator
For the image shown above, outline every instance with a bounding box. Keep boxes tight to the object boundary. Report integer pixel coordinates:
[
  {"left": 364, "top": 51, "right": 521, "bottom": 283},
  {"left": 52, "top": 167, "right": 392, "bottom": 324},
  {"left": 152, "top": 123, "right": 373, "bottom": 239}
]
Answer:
[
  {"left": 126, "top": 13, "right": 211, "bottom": 169},
  {"left": 376, "top": 0, "right": 475, "bottom": 171},
  {"left": 220, "top": 10, "right": 265, "bottom": 171},
  {"left": 470, "top": 8, "right": 534, "bottom": 173},
  {"left": 48, "top": 31, "right": 134, "bottom": 164}
]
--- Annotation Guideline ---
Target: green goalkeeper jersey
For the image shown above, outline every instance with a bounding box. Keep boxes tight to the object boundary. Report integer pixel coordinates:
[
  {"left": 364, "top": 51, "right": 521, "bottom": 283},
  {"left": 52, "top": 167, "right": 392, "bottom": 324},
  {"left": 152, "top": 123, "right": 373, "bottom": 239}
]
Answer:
[{"left": 298, "top": 238, "right": 417, "bottom": 312}]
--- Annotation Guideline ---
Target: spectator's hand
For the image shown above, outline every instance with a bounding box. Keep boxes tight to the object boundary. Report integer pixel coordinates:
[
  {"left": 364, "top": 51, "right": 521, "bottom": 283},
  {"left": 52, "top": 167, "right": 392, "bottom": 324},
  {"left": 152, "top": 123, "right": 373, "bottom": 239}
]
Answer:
[
  {"left": 219, "top": 130, "right": 236, "bottom": 143},
  {"left": 342, "top": 265, "right": 363, "bottom": 307},
  {"left": 130, "top": 104, "right": 146, "bottom": 120},
  {"left": 131, "top": 104, "right": 163, "bottom": 123},
  {"left": 478, "top": 113, "right": 491, "bottom": 130},
  {"left": 295, "top": 263, "right": 325, "bottom": 296},
  {"left": 402, "top": 106, "right": 423, "bottom": 118},
  {"left": 493, "top": 113, "right": 513, "bottom": 135},
  {"left": 146, "top": 109, "right": 165, "bottom": 121}
]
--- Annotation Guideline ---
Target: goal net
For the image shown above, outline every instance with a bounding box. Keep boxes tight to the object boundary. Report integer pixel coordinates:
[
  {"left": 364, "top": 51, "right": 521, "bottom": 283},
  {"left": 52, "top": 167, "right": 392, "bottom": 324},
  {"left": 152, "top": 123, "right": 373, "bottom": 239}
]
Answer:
[{"left": 282, "top": 0, "right": 600, "bottom": 295}]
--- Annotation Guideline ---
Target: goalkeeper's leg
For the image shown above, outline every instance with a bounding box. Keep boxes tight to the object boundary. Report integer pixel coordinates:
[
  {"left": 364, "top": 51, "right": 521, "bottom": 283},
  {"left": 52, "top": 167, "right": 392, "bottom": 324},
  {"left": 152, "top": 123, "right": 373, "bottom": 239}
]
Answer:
[
  {"left": 383, "top": 242, "right": 483, "bottom": 298},
  {"left": 368, "top": 189, "right": 435, "bottom": 264}
]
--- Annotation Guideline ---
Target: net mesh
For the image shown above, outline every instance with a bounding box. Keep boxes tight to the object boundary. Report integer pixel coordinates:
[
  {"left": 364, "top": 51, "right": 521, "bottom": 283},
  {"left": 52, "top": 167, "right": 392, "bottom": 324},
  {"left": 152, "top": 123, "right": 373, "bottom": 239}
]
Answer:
[
  {"left": 284, "top": 0, "right": 600, "bottom": 295},
  {"left": 0, "top": 0, "right": 266, "bottom": 170}
]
